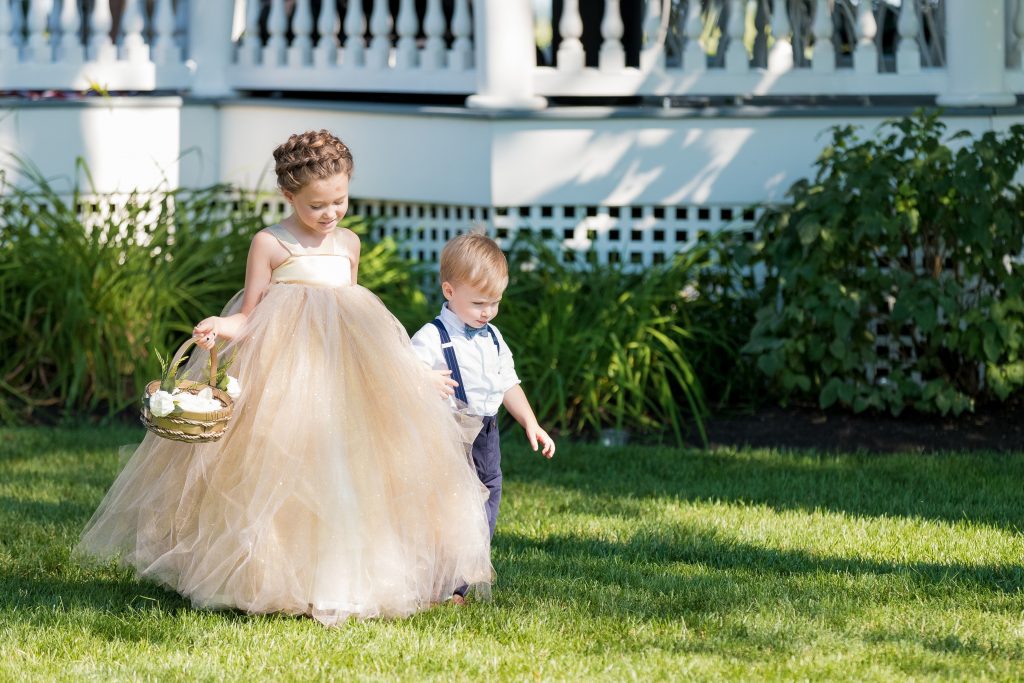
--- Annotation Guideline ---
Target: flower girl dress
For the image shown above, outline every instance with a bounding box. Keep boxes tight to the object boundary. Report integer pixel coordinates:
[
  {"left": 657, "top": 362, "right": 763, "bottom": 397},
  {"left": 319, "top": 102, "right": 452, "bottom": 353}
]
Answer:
[{"left": 76, "top": 225, "right": 493, "bottom": 625}]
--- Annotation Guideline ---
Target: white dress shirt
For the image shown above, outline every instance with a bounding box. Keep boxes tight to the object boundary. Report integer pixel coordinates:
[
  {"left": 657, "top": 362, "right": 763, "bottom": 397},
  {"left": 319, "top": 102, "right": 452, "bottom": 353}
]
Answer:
[{"left": 410, "top": 304, "right": 521, "bottom": 417}]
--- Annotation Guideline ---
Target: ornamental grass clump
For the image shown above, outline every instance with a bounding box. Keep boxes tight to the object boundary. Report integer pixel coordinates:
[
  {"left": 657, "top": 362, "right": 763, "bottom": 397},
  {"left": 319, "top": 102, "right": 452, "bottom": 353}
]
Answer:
[
  {"left": 744, "top": 111, "right": 1024, "bottom": 415},
  {"left": 0, "top": 160, "right": 259, "bottom": 424},
  {"left": 500, "top": 235, "right": 713, "bottom": 446}
]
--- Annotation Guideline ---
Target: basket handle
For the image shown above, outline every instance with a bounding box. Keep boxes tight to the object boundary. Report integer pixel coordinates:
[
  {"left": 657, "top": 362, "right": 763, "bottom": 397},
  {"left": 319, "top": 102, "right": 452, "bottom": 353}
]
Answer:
[{"left": 168, "top": 336, "right": 219, "bottom": 385}]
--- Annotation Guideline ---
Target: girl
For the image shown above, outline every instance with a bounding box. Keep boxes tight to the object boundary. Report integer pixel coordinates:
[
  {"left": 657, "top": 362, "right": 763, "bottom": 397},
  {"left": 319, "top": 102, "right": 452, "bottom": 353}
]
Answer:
[{"left": 76, "top": 130, "right": 493, "bottom": 625}]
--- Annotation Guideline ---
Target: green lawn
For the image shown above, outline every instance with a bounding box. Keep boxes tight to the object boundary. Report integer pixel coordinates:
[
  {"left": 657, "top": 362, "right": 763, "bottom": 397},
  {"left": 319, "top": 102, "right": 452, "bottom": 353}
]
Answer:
[{"left": 1, "top": 427, "right": 1022, "bottom": 682}]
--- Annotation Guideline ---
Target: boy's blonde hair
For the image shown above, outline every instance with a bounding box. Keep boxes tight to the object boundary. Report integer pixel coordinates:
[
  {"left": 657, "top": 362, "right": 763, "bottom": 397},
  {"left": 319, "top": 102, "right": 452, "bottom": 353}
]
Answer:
[{"left": 439, "top": 231, "right": 509, "bottom": 296}]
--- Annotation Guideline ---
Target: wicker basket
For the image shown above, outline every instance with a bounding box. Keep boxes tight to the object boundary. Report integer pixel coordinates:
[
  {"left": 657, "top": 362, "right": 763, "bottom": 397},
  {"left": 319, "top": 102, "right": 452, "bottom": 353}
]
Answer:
[{"left": 140, "top": 337, "right": 234, "bottom": 443}]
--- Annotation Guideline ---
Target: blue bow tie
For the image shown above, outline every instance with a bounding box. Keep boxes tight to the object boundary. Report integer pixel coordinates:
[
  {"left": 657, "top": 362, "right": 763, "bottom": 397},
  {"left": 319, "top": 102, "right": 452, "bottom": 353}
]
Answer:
[{"left": 464, "top": 324, "right": 489, "bottom": 339}]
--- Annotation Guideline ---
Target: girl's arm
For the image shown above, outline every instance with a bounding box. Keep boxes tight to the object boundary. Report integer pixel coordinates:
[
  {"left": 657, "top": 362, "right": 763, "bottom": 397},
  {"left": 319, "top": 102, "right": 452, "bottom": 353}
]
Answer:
[{"left": 193, "top": 231, "right": 277, "bottom": 349}]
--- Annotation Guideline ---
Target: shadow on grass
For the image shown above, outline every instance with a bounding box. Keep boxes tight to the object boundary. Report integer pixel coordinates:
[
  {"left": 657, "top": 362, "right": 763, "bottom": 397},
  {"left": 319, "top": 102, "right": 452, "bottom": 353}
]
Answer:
[
  {"left": 503, "top": 441, "right": 1024, "bottom": 533},
  {"left": 0, "top": 572, "right": 197, "bottom": 641},
  {"left": 495, "top": 527, "right": 1024, "bottom": 621}
]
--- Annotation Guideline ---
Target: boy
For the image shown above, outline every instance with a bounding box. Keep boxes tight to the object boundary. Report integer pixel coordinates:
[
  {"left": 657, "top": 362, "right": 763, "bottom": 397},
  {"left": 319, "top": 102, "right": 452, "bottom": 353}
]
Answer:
[{"left": 411, "top": 232, "right": 555, "bottom": 603}]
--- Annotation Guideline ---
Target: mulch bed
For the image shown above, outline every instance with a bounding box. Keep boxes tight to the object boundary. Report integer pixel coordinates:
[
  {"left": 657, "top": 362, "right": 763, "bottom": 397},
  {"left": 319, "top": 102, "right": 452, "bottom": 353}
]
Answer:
[{"left": 701, "top": 399, "right": 1024, "bottom": 453}]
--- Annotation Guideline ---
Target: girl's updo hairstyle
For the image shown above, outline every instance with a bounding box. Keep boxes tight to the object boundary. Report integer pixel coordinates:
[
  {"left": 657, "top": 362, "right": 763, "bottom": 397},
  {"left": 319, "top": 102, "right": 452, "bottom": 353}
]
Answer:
[{"left": 273, "top": 129, "right": 354, "bottom": 194}]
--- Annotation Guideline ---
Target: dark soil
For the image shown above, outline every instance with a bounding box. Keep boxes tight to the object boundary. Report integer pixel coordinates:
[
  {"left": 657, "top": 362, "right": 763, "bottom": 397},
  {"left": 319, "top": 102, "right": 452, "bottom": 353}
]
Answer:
[{"left": 702, "top": 399, "right": 1024, "bottom": 454}]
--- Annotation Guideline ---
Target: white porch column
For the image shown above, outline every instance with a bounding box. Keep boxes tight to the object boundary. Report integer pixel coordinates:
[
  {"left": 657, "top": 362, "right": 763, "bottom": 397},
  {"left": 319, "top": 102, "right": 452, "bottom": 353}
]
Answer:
[
  {"left": 936, "top": 0, "right": 1015, "bottom": 106},
  {"left": 189, "top": 0, "right": 236, "bottom": 97},
  {"left": 466, "top": 0, "right": 546, "bottom": 110}
]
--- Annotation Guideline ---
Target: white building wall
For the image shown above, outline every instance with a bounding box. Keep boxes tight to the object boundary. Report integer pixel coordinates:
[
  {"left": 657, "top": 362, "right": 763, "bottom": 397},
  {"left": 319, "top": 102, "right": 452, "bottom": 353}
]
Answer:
[{"left": 2, "top": 98, "right": 1022, "bottom": 266}]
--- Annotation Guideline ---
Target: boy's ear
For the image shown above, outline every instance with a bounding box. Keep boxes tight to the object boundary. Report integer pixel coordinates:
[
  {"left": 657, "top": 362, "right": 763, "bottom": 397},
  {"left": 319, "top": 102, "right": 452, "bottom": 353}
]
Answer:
[{"left": 441, "top": 281, "right": 455, "bottom": 300}]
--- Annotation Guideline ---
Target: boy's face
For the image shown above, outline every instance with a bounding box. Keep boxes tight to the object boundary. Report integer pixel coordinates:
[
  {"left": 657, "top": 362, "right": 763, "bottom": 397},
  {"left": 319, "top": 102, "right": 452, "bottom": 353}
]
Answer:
[{"left": 442, "top": 281, "right": 504, "bottom": 329}]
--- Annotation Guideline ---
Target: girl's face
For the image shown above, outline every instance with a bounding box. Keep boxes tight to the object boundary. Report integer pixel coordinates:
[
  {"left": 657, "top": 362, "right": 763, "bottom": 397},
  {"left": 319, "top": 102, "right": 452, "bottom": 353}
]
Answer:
[
  {"left": 442, "top": 281, "right": 503, "bottom": 329},
  {"left": 283, "top": 173, "right": 350, "bottom": 235}
]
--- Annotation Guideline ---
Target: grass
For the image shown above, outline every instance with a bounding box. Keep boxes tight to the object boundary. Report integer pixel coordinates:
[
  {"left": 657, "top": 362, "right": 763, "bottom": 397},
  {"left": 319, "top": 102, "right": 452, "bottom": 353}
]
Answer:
[{"left": 1, "top": 426, "right": 1022, "bottom": 681}]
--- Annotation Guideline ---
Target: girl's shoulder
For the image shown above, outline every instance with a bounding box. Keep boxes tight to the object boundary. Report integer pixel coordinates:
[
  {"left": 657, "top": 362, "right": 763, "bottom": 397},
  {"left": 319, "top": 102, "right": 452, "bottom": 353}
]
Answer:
[{"left": 333, "top": 227, "right": 361, "bottom": 254}]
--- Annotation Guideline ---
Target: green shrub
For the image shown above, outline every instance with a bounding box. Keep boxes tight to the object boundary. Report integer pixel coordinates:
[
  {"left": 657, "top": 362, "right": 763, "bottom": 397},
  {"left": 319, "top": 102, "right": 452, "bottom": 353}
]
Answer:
[
  {"left": 499, "top": 236, "right": 710, "bottom": 445},
  {"left": 744, "top": 111, "right": 1024, "bottom": 415},
  {"left": 0, "top": 164, "right": 428, "bottom": 424},
  {"left": 684, "top": 229, "right": 763, "bottom": 411}
]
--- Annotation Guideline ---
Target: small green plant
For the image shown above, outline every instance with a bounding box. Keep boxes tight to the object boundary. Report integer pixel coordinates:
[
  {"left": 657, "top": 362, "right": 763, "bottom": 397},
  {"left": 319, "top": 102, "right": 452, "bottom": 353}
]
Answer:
[{"left": 744, "top": 111, "right": 1024, "bottom": 415}]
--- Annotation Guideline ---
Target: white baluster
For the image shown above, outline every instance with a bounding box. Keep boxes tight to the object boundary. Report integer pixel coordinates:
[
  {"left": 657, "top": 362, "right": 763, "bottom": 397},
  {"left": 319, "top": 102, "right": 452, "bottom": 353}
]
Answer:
[
  {"left": 395, "top": 0, "right": 418, "bottom": 68},
  {"left": 314, "top": 0, "right": 339, "bottom": 67},
  {"left": 119, "top": 0, "right": 146, "bottom": 62},
  {"left": 557, "top": 0, "right": 585, "bottom": 71},
  {"left": 896, "top": 0, "right": 920, "bottom": 74},
  {"left": 422, "top": 0, "right": 446, "bottom": 69},
  {"left": 11, "top": 0, "right": 25, "bottom": 58},
  {"left": 151, "top": 0, "right": 179, "bottom": 65},
  {"left": 725, "top": 0, "right": 748, "bottom": 74},
  {"left": 343, "top": 0, "right": 366, "bottom": 66},
  {"left": 174, "top": 0, "right": 188, "bottom": 55},
  {"left": 26, "top": 0, "right": 54, "bottom": 64},
  {"left": 263, "top": 0, "right": 287, "bottom": 66},
  {"left": 0, "top": 0, "right": 16, "bottom": 61},
  {"left": 811, "top": 0, "right": 834, "bottom": 73},
  {"left": 1012, "top": 0, "right": 1024, "bottom": 68},
  {"left": 853, "top": 0, "right": 877, "bottom": 75},
  {"left": 599, "top": 0, "right": 625, "bottom": 70},
  {"left": 89, "top": 0, "right": 115, "bottom": 61},
  {"left": 768, "top": 0, "right": 793, "bottom": 72},
  {"left": 640, "top": 0, "right": 663, "bottom": 70},
  {"left": 57, "top": 0, "right": 84, "bottom": 63},
  {"left": 682, "top": 0, "right": 705, "bottom": 73},
  {"left": 450, "top": 0, "right": 472, "bottom": 69},
  {"left": 288, "top": 0, "right": 313, "bottom": 67},
  {"left": 367, "top": 0, "right": 392, "bottom": 69},
  {"left": 238, "top": 0, "right": 263, "bottom": 65}
]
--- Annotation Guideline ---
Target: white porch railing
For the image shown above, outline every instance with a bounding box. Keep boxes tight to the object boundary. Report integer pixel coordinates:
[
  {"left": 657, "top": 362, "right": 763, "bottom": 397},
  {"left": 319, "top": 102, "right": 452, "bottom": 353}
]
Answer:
[
  {"left": 0, "top": 0, "right": 192, "bottom": 91},
  {"left": 0, "top": 1, "right": 1021, "bottom": 105}
]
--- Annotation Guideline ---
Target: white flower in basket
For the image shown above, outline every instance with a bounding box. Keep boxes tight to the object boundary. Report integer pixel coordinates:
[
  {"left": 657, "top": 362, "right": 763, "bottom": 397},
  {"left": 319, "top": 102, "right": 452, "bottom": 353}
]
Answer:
[{"left": 148, "top": 390, "right": 177, "bottom": 418}]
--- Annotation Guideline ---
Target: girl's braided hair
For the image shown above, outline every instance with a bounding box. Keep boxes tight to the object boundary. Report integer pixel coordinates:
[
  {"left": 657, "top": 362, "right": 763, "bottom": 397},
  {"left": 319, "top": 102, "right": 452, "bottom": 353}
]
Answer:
[{"left": 273, "top": 129, "right": 354, "bottom": 193}]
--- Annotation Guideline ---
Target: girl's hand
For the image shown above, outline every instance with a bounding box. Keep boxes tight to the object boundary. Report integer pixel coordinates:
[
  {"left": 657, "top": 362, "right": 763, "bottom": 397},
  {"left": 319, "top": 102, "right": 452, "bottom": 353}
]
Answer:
[
  {"left": 431, "top": 369, "right": 458, "bottom": 399},
  {"left": 524, "top": 424, "right": 556, "bottom": 459},
  {"left": 193, "top": 317, "right": 221, "bottom": 350}
]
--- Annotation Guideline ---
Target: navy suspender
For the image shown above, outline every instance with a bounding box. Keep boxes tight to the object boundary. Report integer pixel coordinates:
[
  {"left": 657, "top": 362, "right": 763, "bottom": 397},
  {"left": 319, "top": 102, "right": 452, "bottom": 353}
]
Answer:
[{"left": 430, "top": 318, "right": 499, "bottom": 407}]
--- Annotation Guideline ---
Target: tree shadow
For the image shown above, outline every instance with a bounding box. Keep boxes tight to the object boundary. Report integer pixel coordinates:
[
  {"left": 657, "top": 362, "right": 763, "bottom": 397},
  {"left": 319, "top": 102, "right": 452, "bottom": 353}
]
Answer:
[
  {"left": 494, "top": 526, "right": 1024, "bottom": 624},
  {"left": 502, "top": 442, "right": 1024, "bottom": 534}
]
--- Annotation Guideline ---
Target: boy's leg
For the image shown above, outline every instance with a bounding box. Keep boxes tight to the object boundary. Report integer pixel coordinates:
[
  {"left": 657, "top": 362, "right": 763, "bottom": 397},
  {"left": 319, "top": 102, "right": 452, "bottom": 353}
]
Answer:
[
  {"left": 472, "top": 415, "right": 502, "bottom": 539},
  {"left": 454, "top": 415, "right": 502, "bottom": 599}
]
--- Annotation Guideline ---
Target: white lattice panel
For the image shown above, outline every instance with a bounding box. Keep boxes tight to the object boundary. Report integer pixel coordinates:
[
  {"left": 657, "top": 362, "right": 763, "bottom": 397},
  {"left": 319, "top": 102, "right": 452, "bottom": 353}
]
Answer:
[{"left": 348, "top": 200, "right": 760, "bottom": 268}]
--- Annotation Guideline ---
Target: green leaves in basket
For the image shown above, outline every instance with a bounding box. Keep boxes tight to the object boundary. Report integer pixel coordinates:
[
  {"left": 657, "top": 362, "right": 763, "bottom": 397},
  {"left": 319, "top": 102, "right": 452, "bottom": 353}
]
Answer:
[
  {"left": 158, "top": 346, "right": 190, "bottom": 394},
  {"left": 213, "top": 348, "right": 238, "bottom": 392}
]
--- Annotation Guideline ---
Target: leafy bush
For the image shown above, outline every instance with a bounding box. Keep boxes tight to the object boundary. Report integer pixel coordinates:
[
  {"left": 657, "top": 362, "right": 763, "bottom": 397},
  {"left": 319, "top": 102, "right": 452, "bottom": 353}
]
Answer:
[
  {"left": 744, "top": 112, "right": 1024, "bottom": 415},
  {"left": 499, "top": 236, "right": 712, "bottom": 445},
  {"left": 683, "top": 229, "right": 763, "bottom": 411},
  {"left": 0, "top": 164, "right": 428, "bottom": 424}
]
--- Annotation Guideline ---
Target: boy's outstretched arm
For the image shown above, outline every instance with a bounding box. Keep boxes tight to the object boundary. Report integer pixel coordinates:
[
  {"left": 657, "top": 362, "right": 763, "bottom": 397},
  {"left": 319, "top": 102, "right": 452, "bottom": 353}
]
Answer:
[{"left": 502, "top": 385, "right": 555, "bottom": 458}]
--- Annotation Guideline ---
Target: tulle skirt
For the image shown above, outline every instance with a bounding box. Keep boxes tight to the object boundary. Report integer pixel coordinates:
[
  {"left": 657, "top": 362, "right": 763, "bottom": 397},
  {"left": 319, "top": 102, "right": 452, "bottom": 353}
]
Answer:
[{"left": 76, "top": 282, "right": 493, "bottom": 625}]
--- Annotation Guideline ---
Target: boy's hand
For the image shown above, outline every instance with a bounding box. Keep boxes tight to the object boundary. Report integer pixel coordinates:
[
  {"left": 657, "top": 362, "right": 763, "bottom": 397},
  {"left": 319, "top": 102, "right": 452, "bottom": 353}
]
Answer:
[
  {"left": 430, "top": 369, "right": 458, "bottom": 399},
  {"left": 525, "top": 424, "right": 555, "bottom": 459}
]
